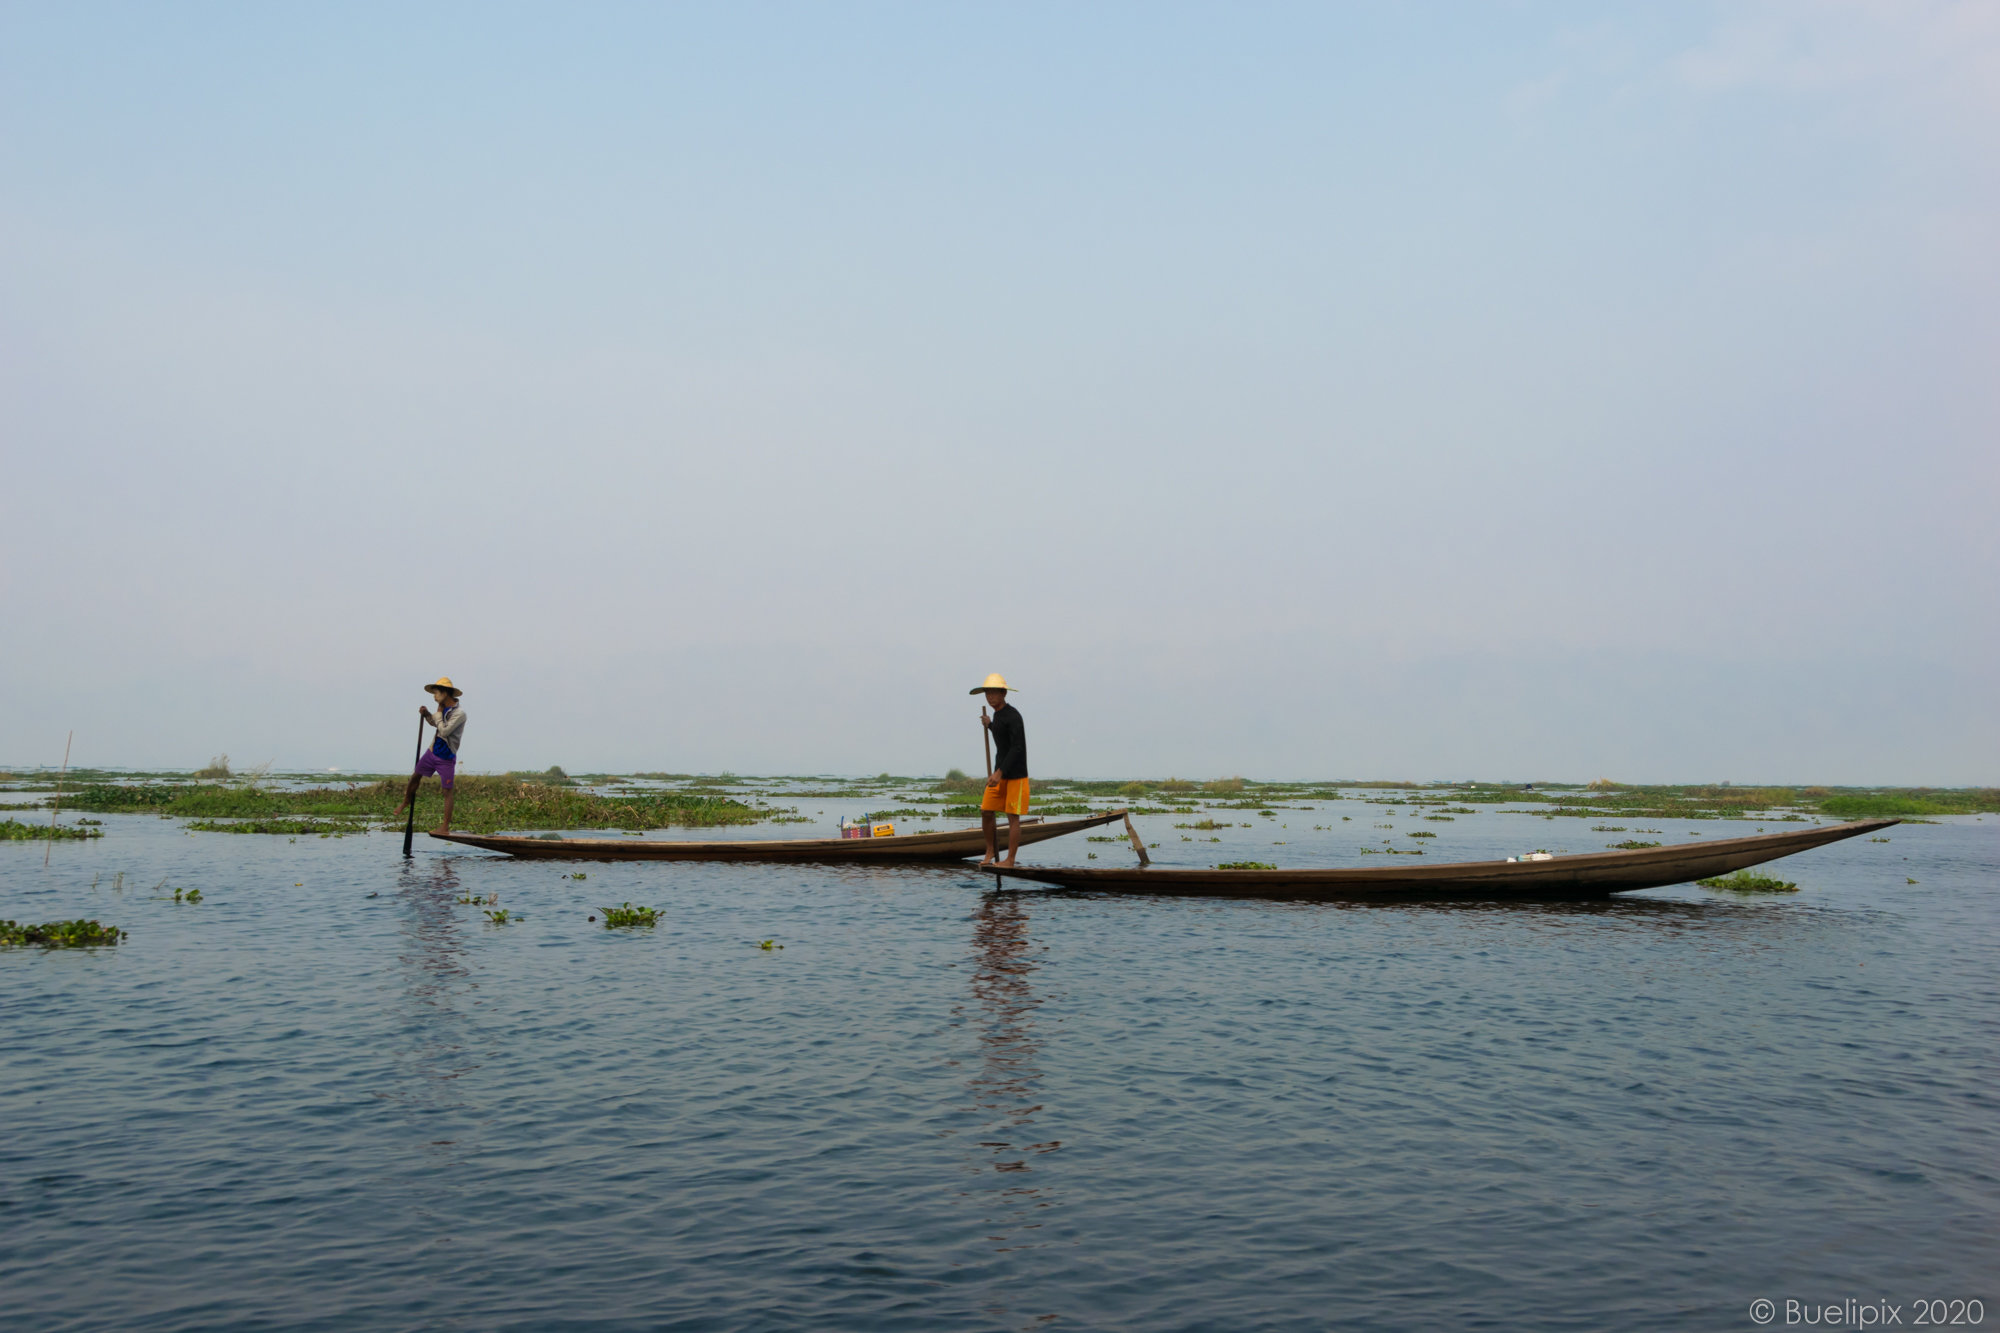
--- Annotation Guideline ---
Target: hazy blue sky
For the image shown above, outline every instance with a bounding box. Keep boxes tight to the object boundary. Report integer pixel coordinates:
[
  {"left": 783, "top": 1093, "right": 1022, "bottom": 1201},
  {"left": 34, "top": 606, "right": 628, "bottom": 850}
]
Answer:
[{"left": 3, "top": 2, "right": 1994, "bottom": 782}]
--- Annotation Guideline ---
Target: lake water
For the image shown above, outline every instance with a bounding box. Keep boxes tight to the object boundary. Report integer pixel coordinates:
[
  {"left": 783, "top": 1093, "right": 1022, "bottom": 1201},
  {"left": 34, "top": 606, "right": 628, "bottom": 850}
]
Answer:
[{"left": 4, "top": 798, "right": 1995, "bottom": 1331}]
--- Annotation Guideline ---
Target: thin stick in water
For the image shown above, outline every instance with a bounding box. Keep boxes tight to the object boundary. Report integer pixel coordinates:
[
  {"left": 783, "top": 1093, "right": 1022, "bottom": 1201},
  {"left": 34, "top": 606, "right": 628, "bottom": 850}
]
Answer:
[{"left": 45, "top": 730, "right": 72, "bottom": 868}]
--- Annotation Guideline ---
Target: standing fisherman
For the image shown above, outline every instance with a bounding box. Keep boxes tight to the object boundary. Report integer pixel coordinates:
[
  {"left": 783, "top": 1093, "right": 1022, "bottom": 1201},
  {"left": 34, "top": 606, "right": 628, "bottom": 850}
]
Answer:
[
  {"left": 393, "top": 677, "right": 466, "bottom": 835},
  {"left": 973, "top": 673, "right": 1028, "bottom": 868}
]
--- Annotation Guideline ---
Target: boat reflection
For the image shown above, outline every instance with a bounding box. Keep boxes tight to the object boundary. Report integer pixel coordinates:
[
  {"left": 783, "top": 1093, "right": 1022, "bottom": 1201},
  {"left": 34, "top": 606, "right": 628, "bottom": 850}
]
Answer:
[{"left": 954, "top": 889, "right": 1063, "bottom": 1257}]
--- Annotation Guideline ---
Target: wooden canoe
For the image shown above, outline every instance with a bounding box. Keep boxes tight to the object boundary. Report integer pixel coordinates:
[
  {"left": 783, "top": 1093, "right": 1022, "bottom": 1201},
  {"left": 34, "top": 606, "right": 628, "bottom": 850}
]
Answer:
[
  {"left": 429, "top": 809, "right": 1126, "bottom": 862},
  {"left": 989, "top": 819, "right": 1897, "bottom": 901}
]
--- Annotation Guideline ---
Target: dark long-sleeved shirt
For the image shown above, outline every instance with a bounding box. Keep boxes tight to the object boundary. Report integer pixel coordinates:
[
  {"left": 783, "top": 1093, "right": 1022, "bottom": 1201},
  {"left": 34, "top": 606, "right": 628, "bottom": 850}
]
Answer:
[{"left": 988, "top": 704, "right": 1028, "bottom": 780}]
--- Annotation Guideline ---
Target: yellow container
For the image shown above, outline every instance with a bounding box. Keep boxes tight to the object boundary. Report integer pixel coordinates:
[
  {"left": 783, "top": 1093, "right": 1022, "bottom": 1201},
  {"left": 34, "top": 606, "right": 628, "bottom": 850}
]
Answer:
[{"left": 871, "top": 822, "right": 896, "bottom": 838}]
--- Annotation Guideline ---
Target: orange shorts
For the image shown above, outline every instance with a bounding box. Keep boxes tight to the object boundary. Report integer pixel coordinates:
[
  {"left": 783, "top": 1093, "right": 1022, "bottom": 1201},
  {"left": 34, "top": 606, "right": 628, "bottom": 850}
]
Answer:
[{"left": 980, "top": 777, "right": 1030, "bottom": 816}]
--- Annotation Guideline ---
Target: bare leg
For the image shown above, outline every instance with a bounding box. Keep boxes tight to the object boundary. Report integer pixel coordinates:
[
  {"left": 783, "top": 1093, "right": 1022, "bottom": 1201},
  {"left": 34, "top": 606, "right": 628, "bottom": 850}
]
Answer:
[
  {"left": 393, "top": 772, "right": 421, "bottom": 816},
  {"left": 980, "top": 811, "right": 998, "bottom": 865},
  {"left": 432, "top": 785, "right": 455, "bottom": 835},
  {"left": 1002, "top": 812, "right": 1021, "bottom": 868}
]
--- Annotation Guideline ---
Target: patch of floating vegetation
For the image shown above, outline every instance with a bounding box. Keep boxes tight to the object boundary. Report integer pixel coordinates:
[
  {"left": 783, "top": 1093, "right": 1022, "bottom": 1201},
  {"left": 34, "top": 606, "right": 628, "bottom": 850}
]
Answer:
[
  {"left": 1216, "top": 861, "right": 1276, "bottom": 871},
  {"left": 1696, "top": 870, "right": 1799, "bottom": 893},
  {"left": 61, "top": 775, "right": 776, "bottom": 833},
  {"left": 0, "top": 819, "right": 102, "bottom": 841},
  {"left": 1608, "top": 840, "right": 1662, "bottom": 849},
  {"left": 186, "top": 818, "right": 368, "bottom": 836},
  {"left": 598, "top": 903, "right": 661, "bottom": 928},
  {"left": 1818, "top": 790, "right": 1997, "bottom": 817},
  {"left": 1, "top": 918, "right": 126, "bottom": 947}
]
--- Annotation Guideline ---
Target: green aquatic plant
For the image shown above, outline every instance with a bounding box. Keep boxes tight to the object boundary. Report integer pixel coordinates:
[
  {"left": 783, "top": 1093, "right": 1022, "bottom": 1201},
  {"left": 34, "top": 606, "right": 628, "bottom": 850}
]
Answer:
[
  {"left": 1608, "top": 840, "right": 1661, "bottom": 850},
  {"left": 170, "top": 887, "right": 203, "bottom": 903},
  {"left": 1592, "top": 825, "right": 1627, "bottom": 832},
  {"left": 598, "top": 902, "right": 661, "bottom": 928},
  {"left": 195, "top": 754, "right": 232, "bottom": 779},
  {"left": 1, "top": 918, "right": 126, "bottom": 947},
  {"left": 1173, "top": 819, "right": 1232, "bottom": 830},
  {"left": 1695, "top": 871, "right": 1798, "bottom": 894},
  {"left": 1869, "top": 837, "right": 1890, "bottom": 843},
  {"left": 484, "top": 909, "right": 520, "bottom": 924},
  {"left": 1215, "top": 861, "right": 1276, "bottom": 870},
  {"left": 1818, "top": 789, "right": 1996, "bottom": 818},
  {"left": 186, "top": 818, "right": 367, "bottom": 836},
  {"left": 569, "top": 872, "right": 588, "bottom": 880},
  {"left": 62, "top": 776, "right": 771, "bottom": 834},
  {"left": 758, "top": 939, "right": 784, "bottom": 950},
  {"left": 1407, "top": 831, "right": 1435, "bottom": 839},
  {"left": 0, "top": 819, "right": 103, "bottom": 841}
]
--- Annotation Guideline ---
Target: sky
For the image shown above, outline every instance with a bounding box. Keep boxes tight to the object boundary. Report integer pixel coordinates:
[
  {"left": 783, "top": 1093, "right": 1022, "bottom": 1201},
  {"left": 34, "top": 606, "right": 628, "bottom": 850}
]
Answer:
[{"left": 2, "top": 1, "right": 1995, "bottom": 783}]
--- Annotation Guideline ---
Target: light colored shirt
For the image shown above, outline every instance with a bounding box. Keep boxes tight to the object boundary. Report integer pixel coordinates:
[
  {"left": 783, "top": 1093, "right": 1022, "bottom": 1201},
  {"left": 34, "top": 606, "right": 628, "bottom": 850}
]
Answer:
[{"left": 431, "top": 704, "right": 466, "bottom": 758}]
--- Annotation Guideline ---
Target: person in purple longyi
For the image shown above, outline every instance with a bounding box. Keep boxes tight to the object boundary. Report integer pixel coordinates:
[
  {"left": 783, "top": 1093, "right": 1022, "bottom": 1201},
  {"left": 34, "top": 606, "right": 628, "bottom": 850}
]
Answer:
[{"left": 394, "top": 677, "right": 466, "bottom": 834}]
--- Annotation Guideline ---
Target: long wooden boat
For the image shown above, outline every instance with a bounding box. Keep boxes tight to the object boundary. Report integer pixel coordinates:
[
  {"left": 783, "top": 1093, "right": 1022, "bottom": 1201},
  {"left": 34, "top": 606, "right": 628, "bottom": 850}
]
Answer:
[
  {"left": 991, "top": 819, "right": 1897, "bottom": 901},
  {"left": 430, "top": 809, "right": 1126, "bottom": 862}
]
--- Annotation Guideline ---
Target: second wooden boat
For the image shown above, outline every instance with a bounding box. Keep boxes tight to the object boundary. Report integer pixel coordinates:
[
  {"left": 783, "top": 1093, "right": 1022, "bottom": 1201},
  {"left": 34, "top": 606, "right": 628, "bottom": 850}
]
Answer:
[
  {"left": 990, "top": 819, "right": 1896, "bottom": 900},
  {"left": 431, "top": 809, "right": 1126, "bottom": 862}
]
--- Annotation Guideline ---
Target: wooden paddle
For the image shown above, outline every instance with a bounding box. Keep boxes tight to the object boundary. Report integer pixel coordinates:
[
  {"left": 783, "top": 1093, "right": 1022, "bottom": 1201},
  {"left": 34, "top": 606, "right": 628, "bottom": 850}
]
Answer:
[
  {"left": 402, "top": 715, "right": 426, "bottom": 858},
  {"left": 1123, "top": 812, "right": 1151, "bottom": 867},
  {"left": 981, "top": 707, "right": 993, "bottom": 779}
]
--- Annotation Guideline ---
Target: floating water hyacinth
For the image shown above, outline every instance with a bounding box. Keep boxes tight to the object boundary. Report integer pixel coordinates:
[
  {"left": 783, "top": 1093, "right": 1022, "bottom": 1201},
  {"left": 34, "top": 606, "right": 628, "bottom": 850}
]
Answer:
[
  {"left": 599, "top": 903, "right": 661, "bottom": 928},
  {"left": 1, "top": 919, "right": 126, "bottom": 947},
  {"left": 1695, "top": 871, "right": 1797, "bottom": 893}
]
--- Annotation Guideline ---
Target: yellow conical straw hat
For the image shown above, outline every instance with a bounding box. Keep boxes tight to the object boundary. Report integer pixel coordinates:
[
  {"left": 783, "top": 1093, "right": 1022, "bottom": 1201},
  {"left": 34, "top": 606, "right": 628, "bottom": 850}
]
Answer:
[
  {"left": 969, "top": 673, "right": 1015, "bottom": 695},
  {"left": 425, "top": 677, "right": 462, "bottom": 697}
]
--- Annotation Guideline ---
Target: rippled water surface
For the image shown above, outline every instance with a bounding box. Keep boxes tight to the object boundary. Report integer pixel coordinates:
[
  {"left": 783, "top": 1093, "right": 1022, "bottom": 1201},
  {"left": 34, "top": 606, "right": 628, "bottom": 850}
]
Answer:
[{"left": 5, "top": 807, "right": 1996, "bottom": 1331}]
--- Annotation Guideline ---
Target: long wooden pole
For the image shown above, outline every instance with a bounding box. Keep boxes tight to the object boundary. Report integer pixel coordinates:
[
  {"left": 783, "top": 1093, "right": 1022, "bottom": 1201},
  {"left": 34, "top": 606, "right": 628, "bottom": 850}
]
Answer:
[
  {"left": 44, "top": 730, "right": 72, "bottom": 867},
  {"left": 402, "top": 716, "right": 426, "bottom": 858},
  {"left": 1123, "top": 811, "right": 1151, "bottom": 867},
  {"left": 981, "top": 707, "right": 993, "bottom": 778}
]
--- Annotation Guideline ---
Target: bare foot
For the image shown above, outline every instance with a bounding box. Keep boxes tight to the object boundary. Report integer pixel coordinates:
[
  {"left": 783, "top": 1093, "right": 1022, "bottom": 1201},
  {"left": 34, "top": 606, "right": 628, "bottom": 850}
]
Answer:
[
  {"left": 977, "top": 856, "right": 996, "bottom": 867},
  {"left": 430, "top": 826, "right": 452, "bottom": 836},
  {"left": 998, "top": 858, "right": 1016, "bottom": 869}
]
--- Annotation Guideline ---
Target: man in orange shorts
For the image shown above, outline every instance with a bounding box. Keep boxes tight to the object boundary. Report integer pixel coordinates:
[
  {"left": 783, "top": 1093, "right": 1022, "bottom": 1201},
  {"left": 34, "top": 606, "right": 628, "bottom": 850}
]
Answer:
[{"left": 973, "top": 673, "right": 1029, "bottom": 867}]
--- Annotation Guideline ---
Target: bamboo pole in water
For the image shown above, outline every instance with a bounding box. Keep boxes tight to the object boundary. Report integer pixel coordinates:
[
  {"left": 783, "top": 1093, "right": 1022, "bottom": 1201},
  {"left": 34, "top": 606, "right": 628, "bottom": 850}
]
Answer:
[{"left": 45, "top": 730, "right": 72, "bottom": 868}]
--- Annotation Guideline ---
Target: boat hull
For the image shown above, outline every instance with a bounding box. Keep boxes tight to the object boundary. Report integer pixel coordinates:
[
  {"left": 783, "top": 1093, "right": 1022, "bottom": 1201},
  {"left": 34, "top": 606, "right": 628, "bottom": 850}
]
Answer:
[
  {"left": 430, "top": 809, "right": 1126, "bottom": 862},
  {"left": 990, "top": 819, "right": 1897, "bottom": 900}
]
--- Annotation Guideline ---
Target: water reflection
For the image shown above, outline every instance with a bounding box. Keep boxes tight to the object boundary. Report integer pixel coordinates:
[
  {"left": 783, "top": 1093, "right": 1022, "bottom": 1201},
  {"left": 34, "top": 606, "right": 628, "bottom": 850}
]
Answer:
[
  {"left": 955, "top": 890, "right": 1061, "bottom": 1256},
  {"left": 388, "top": 859, "right": 479, "bottom": 1163}
]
